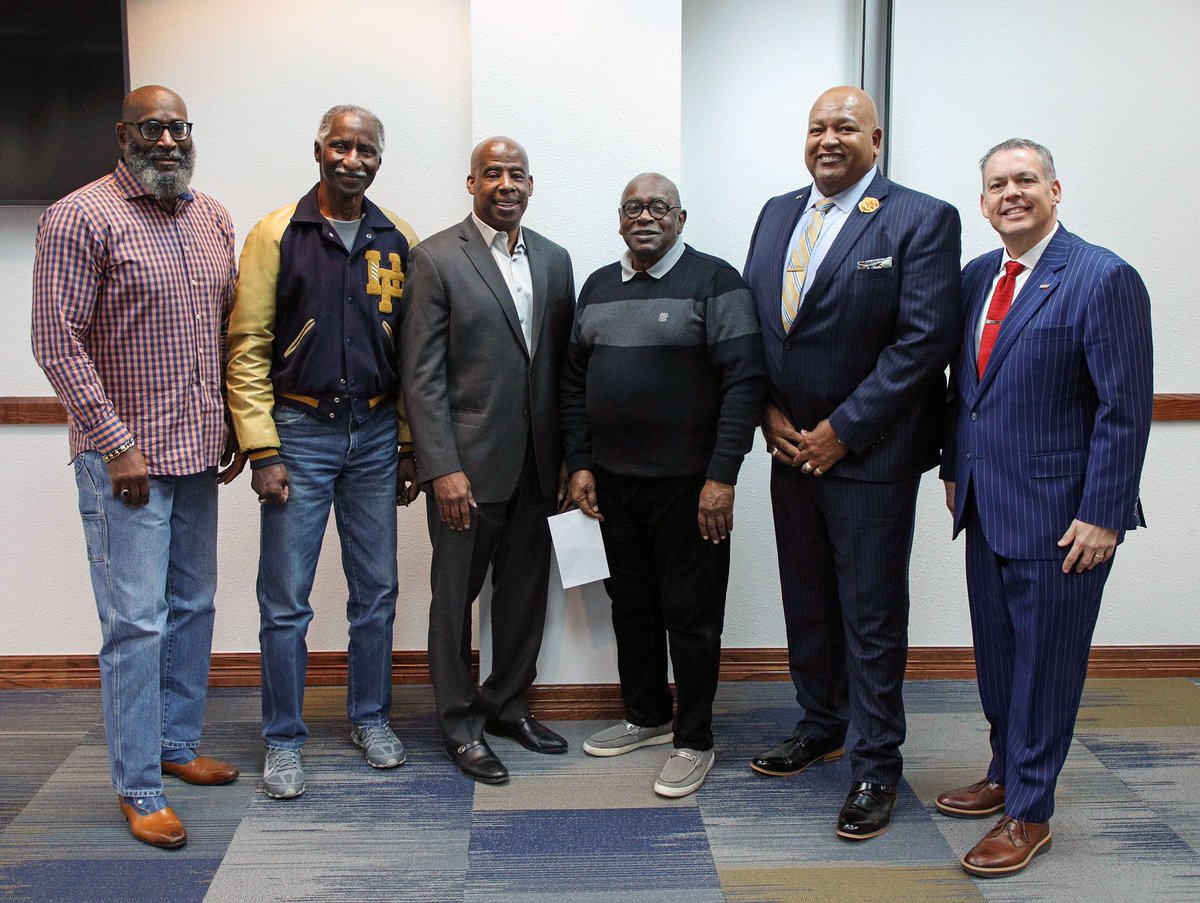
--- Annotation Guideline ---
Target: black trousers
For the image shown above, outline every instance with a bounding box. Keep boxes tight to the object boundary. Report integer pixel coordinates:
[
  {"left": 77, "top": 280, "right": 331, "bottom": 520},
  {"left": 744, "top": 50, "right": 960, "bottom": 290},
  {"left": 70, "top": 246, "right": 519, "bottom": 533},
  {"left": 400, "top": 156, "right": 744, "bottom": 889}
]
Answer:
[
  {"left": 595, "top": 467, "right": 730, "bottom": 751},
  {"left": 426, "top": 441, "right": 555, "bottom": 747}
]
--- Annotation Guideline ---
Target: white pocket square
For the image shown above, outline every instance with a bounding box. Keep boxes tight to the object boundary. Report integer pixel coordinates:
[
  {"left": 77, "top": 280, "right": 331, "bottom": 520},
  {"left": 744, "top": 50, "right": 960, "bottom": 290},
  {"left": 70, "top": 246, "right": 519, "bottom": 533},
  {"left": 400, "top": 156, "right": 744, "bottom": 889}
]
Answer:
[{"left": 856, "top": 257, "right": 893, "bottom": 270}]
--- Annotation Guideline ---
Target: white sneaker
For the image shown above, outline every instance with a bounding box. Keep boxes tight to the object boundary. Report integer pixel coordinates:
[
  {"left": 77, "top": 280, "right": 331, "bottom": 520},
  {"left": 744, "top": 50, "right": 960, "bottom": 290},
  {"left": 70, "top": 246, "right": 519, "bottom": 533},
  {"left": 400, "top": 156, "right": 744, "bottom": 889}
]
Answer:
[
  {"left": 654, "top": 748, "right": 715, "bottom": 798},
  {"left": 583, "top": 720, "right": 674, "bottom": 757}
]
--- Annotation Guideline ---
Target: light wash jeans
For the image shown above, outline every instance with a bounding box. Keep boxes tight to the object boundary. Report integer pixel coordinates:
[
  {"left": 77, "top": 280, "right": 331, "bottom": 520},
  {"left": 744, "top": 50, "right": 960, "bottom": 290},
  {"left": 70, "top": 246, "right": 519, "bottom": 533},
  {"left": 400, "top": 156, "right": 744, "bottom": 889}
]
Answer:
[
  {"left": 257, "top": 404, "right": 399, "bottom": 749},
  {"left": 74, "top": 452, "right": 218, "bottom": 799}
]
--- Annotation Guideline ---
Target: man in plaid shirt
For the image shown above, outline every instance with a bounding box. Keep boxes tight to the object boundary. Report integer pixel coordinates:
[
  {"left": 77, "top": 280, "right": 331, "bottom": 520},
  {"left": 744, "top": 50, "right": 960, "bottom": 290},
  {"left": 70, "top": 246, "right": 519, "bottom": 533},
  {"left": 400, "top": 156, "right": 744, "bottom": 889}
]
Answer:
[{"left": 31, "top": 85, "right": 243, "bottom": 850}]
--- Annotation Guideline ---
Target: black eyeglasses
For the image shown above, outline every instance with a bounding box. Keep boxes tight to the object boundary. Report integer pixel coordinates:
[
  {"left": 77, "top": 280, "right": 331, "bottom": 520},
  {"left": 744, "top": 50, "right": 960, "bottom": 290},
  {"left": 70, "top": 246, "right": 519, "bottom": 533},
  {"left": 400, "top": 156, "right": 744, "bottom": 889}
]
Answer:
[
  {"left": 619, "top": 200, "right": 680, "bottom": 220},
  {"left": 123, "top": 120, "right": 193, "bottom": 142}
]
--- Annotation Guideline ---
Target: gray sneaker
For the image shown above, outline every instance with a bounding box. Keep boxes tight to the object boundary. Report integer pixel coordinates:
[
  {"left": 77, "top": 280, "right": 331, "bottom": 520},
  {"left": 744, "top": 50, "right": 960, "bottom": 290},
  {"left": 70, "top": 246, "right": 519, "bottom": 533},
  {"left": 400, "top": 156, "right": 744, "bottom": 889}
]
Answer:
[
  {"left": 263, "top": 747, "right": 305, "bottom": 799},
  {"left": 583, "top": 720, "right": 674, "bottom": 757},
  {"left": 654, "top": 748, "right": 715, "bottom": 798},
  {"left": 351, "top": 723, "right": 406, "bottom": 769}
]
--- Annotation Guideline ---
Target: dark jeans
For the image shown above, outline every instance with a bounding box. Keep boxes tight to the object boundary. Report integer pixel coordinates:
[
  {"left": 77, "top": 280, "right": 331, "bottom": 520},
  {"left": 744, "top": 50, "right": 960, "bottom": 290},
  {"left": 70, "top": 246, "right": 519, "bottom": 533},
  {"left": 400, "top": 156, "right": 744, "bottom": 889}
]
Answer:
[{"left": 595, "top": 467, "right": 730, "bottom": 751}]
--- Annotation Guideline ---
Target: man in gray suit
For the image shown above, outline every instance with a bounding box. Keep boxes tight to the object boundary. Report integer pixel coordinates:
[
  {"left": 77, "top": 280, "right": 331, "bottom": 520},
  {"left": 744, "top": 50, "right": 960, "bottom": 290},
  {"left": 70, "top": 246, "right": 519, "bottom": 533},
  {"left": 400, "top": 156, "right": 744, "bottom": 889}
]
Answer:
[{"left": 401, "top": 136, "right": 576, "bottom": 783}]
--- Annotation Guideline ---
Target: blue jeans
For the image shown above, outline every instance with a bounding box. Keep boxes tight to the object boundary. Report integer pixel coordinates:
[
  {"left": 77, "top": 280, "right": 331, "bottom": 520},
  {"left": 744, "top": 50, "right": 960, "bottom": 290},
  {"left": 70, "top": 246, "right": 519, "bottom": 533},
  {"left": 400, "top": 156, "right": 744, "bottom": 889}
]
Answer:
[
  {"left": 74, "top": 452, "right": 218, "bottom": 799},
  {"left": 257, "top": 405, "right": 399, "bottom": 749}
]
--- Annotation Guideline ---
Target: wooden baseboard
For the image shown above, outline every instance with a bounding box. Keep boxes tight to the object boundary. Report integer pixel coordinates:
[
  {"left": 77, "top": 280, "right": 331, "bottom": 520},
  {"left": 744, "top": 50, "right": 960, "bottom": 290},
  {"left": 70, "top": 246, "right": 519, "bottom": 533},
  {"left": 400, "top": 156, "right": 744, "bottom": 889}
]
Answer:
[
  {"left": 2, "top": 646, "right": 1196, "bottom": 716},
  {"left": 5, "top": 394, "right": 1200, "bottom": 424}
]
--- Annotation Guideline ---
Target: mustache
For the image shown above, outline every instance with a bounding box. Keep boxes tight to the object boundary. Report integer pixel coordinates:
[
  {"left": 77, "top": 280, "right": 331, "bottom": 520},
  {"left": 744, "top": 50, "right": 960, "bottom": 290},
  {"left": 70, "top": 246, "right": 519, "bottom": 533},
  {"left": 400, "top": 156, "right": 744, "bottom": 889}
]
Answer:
[
  {"left": 149, "top": 150, "right": 185, "bottom": 162},
  {"left": 334, "top": 167, "right": 367, "bottom": 180}
]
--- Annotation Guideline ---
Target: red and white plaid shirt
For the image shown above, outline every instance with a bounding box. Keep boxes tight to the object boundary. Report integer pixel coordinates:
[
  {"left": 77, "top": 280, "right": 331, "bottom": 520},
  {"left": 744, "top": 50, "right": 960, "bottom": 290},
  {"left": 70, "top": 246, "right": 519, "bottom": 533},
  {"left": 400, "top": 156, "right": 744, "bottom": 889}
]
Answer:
[{"left": 32, "top": 161, "right": 237, "bottom": 475}]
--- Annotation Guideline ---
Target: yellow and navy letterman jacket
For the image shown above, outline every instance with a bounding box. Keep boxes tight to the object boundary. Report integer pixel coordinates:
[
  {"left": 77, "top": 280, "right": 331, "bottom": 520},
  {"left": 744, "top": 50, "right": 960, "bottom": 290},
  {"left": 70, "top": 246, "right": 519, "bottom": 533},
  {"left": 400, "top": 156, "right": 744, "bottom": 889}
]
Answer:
[{"left": 226, "top": 184, "right": 419, "bottom": 468}]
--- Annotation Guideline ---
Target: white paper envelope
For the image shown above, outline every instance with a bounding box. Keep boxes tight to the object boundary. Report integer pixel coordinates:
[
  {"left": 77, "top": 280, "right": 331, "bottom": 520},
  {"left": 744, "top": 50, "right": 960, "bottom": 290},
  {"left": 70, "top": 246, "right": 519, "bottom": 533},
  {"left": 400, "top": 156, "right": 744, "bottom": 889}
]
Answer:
[{"left": 547, "top": 509, "right": 609, "bottom": 589}]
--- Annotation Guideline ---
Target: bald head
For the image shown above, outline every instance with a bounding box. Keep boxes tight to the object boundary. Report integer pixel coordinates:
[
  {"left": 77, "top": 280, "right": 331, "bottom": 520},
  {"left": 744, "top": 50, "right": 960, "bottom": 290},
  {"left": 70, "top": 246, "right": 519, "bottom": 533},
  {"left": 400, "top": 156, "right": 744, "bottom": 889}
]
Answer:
[
  {"left": 470, "top": 136, "right": 528, "bottom": 173},
  {"left": 122, "top": 85, "right": 187, "bottom": 124},
  {"left": 805, "top": 86, "right": 882, "bottom": 197},
  {"left": 468, "top": 136, "right": 533, "bottom": 242},
  {"left": 623, "top": 172, "right": 681, "bottom": 207},
  {"left": 810, "top": 86, "right": 878, "bottom": 130}
]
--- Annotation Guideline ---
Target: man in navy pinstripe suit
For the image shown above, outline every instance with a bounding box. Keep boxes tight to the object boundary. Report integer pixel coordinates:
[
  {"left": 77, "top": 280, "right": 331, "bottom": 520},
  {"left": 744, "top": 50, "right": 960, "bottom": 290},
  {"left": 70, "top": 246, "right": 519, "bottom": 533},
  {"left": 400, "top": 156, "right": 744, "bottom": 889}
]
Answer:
[
  {"left": 742, "top": 86, "right": 962, "bottom": 840},
  {"left": 939, "top": 139, "right": 1152, "bottom": 876}
]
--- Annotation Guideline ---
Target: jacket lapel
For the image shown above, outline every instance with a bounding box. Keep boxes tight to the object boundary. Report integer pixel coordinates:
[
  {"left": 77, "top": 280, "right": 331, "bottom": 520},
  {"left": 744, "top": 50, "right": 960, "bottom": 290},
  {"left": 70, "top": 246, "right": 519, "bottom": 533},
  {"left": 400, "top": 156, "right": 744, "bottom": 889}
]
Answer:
[
  {"left": 526, "top": 231, "right": 549, "bottom": 359},
  {"left": 793, "top": 172, "right": 891, "bottom": 330},
  {"left": 962, "top": 250, "right": 1003, "bottom": 396},
  {"left": 974, "top": 227, "right": 1071, "bottom": 398},
  {"left": 458, "top": 216, "right": 528, "bottom": 356}
]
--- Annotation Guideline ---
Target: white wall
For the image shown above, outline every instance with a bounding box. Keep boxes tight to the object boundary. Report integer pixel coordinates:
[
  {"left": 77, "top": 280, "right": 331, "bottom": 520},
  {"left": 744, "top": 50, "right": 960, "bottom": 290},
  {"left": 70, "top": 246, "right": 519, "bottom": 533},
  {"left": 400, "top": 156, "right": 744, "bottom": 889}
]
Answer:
[{"left": 0, "top": 1, "right": 1195, "bottom": 670}]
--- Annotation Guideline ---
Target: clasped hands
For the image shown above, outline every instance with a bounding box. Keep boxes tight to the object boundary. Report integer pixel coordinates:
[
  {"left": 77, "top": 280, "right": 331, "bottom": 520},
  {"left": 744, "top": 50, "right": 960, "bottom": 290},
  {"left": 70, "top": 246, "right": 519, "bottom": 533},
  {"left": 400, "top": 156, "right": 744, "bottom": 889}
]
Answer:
[{"left": 762, "top": 401, "right": 846, "bottom": 476}]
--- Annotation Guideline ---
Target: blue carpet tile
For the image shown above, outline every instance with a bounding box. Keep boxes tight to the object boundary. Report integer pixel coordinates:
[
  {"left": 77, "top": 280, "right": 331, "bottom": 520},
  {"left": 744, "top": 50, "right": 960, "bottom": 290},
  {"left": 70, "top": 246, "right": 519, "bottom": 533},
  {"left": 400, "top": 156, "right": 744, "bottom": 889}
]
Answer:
[{"left": 0, "top": 680, "right": 1197, "bottom": 902}]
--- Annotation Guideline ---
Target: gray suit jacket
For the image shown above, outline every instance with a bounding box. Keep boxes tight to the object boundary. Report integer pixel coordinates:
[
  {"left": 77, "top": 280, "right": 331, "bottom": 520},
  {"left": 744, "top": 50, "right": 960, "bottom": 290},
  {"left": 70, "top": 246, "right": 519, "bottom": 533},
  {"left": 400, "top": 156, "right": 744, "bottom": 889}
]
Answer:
[{"left": 400, "top": 215, "right": 576, "bottom": 503}]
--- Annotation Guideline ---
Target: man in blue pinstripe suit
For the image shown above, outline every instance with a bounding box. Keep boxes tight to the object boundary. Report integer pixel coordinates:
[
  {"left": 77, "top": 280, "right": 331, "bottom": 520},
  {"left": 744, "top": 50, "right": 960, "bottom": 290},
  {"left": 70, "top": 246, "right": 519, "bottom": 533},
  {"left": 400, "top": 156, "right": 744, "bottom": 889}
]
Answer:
[
  {"left": 742, "top": 86, "right": 962, "bottom": 840},
  {"left": 939, "top": 139, "right": 1153, "bottom": 876}
]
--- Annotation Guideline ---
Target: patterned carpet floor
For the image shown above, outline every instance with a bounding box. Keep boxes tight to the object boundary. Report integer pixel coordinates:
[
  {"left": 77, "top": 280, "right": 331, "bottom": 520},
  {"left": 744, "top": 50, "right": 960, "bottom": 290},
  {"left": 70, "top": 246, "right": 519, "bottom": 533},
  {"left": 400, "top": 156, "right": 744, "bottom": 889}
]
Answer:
[{"left": 1, "top": 678, "right": 1198, "bottom": 902}]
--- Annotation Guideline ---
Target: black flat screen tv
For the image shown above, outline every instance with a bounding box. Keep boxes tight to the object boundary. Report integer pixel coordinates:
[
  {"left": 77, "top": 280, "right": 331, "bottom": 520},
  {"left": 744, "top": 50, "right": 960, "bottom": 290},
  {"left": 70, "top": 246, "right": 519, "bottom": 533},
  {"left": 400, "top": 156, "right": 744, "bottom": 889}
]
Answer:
[{"left": 0, "top": 0, "right": 129, "bottom": 206}]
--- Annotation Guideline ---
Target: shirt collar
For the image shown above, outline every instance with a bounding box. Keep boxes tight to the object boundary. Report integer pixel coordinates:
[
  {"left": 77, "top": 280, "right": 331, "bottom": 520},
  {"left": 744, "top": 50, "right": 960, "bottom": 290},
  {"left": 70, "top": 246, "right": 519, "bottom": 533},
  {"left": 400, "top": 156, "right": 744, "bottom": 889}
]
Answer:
[
  {"left": 113, "top": 158, "right": 194, "bottom": 203},
  {"left": 620, "top": 237, "right": 686, "bottom": 282},
  {"left": 806, "top": 165, "right": 878, "bottom": 214},
  {"left": 1004, "top": 221, "right": 1059, "bottom": 272},
  {"left": 472, "top": 212, "right": 525, "bottom": 255},
  {"left": 292, "top": 183, "right": 391, "bottom": 229}
]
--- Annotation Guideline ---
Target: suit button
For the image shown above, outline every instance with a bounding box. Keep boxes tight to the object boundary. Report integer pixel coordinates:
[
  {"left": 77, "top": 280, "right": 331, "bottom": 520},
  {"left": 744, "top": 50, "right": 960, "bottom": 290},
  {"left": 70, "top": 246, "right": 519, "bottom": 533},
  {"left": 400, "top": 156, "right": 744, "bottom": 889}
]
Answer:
[
  {"left": 522, "top": 409, "right": 530, "bottom": 417},
  {"left": 966, "top": 452, "right": 974, "bottom": 460},
  {"left": 970, "top": 412, "right": 979, "bottom": 421}
]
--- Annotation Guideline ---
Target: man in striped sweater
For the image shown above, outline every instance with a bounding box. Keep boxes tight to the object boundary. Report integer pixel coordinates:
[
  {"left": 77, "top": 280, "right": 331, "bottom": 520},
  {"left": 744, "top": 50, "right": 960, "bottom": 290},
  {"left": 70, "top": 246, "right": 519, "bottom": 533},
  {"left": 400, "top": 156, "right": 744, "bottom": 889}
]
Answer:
[{"left": 561, "top": 173, "right": 766, "bottom": 798}]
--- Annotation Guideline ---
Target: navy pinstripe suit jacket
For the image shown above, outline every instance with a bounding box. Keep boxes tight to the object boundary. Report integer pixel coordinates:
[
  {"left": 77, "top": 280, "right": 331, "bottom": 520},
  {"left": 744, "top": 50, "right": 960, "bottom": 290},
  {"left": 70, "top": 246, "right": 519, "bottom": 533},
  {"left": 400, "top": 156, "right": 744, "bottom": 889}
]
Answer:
[
  {"left": 743, "top": 171, "right": 962, "bottom": 482},
  {"left": 943, "top": 225, "right": 1153, "bottom": 559}
]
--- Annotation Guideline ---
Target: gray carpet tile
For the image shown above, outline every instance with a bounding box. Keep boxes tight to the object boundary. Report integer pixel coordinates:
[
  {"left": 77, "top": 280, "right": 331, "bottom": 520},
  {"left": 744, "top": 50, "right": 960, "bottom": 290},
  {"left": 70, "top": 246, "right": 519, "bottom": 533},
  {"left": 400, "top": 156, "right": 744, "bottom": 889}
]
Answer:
[{"left": 0, "top": 680, "right": 1198, "bottom": 902}]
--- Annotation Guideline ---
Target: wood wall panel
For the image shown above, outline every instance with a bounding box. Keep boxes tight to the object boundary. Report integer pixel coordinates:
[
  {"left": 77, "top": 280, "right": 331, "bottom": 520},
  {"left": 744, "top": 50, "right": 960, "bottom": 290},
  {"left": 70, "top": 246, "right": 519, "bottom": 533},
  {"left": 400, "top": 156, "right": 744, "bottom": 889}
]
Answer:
[
  {"left": 4, "top": 395, "right": 1200, "bottom": 424},
  {"left": 2, "top": 646, "right": 1196, "bottom": 720}
]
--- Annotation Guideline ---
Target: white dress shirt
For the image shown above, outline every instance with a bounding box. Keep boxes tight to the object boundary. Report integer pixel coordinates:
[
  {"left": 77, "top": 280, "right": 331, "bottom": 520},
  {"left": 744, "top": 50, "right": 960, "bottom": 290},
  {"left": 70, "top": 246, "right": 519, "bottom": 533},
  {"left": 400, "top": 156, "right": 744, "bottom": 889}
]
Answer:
[
  {"left": 619, "top": 235, "right": 687, "bottom": 282},
  {"left": 783, "top": 165, "right": 878, "bottom": 309},
  {"left": 472, "top": 212, "right": 534, "bottom": 351},
  {"left": 974, "top": 222, "right": 1060, "bottom": 356}
]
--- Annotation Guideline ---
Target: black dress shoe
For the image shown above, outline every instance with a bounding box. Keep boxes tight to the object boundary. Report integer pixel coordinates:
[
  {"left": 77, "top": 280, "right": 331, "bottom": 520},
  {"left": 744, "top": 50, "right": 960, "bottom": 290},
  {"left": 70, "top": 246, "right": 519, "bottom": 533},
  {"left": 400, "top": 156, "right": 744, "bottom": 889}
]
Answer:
[
  {"left": 485, "top": 716, "right": 568, "bottom": 754},
  {"left": 750, "top": 734, "right": 844, "bottom": 776},
  {"left": 836, "top": 782, "right": 897, "bottom": 840},
  {"left": 446, "top": 738, "right": 509, "bottom": 784}
]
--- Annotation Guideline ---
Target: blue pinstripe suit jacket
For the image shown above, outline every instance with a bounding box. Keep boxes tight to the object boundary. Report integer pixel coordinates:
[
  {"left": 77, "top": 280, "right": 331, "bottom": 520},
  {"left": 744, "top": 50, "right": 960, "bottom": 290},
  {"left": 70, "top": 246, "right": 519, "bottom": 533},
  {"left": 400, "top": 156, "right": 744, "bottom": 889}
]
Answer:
[
  {"left": 943, "top": 225, "right": 1153, "bottom": 559},
  {"left": 743, "top": 172, "right": 962, "bottom": 482}
]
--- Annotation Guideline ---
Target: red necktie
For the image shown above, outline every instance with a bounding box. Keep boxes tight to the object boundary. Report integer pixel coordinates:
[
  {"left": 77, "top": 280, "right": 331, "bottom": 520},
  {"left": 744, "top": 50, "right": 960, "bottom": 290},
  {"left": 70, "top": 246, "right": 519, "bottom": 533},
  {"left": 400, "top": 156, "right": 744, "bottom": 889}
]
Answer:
[{"left": 976, "top": 260, "right": 1025, "bottom": 377}]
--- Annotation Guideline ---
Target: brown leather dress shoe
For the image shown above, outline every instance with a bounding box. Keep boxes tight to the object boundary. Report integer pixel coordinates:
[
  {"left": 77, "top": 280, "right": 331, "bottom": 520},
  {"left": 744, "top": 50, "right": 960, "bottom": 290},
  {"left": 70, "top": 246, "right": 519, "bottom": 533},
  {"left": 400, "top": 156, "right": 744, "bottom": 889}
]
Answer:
[
  {"left": 119, "top": 799, "right": 187, "bottom": 849},
  {"left": 961, "top": 814, "right": 1051, "bottom": 877},
  {"left": 936, "top": 778, "right": 1005, "bottom": 818},
  {"left": 161, "top": 755, "right": 240, "bottom": 785}
]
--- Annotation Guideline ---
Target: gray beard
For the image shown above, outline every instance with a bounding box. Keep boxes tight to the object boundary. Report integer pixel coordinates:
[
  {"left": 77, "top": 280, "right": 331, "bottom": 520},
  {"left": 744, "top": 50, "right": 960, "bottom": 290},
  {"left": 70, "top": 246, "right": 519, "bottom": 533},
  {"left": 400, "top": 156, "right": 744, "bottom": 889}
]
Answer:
[{"left": 124, "top": 144, "right": 196, "bottom": 200}]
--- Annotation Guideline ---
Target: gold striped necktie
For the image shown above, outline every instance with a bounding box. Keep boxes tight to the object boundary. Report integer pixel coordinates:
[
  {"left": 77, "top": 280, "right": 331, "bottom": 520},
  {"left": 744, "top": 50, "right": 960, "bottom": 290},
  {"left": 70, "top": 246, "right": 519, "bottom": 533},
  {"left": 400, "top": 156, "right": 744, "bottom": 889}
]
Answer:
[{"left": 781, "top": 198, "right": 837, "bottom": 331}]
